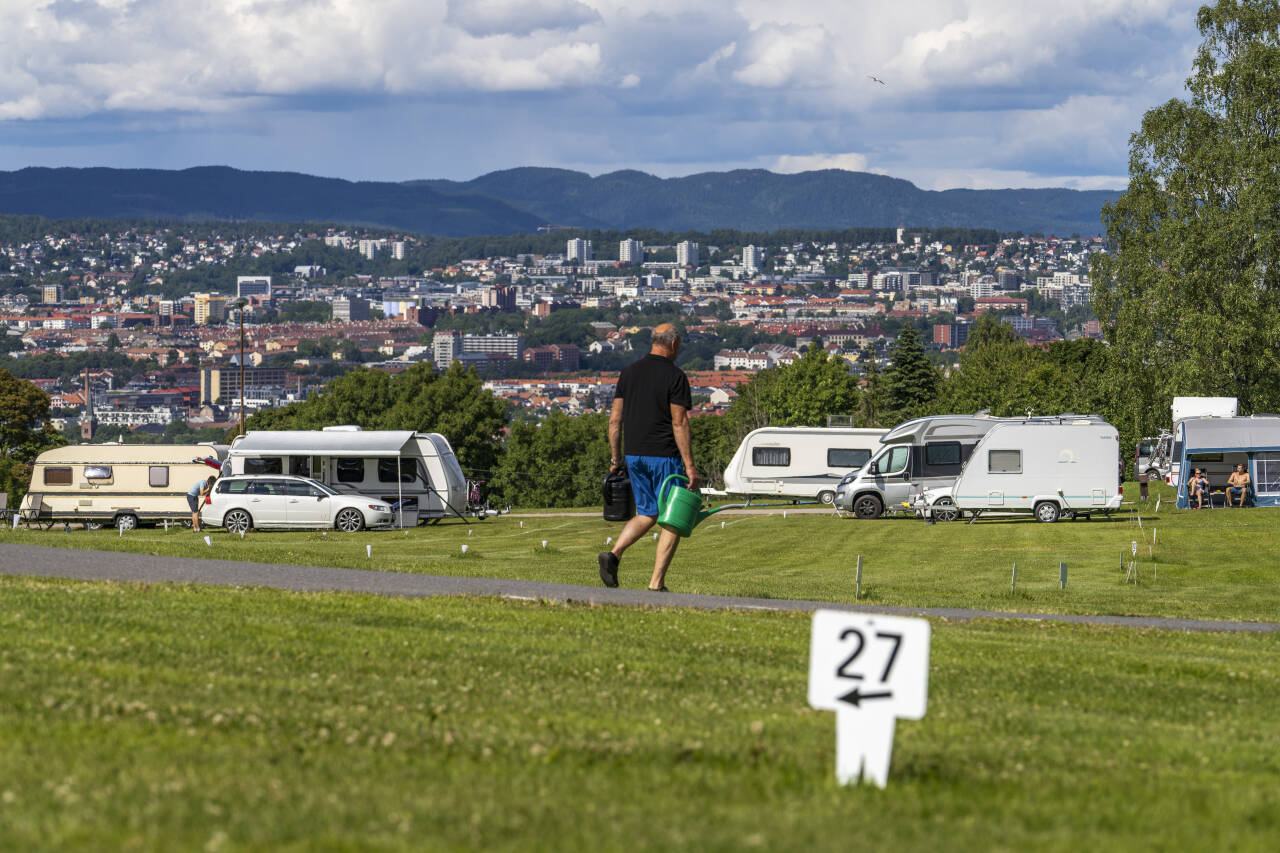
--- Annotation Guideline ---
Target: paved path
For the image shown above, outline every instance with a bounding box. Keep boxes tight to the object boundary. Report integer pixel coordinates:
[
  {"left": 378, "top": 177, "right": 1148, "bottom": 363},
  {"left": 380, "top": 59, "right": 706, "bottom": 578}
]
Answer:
[{"left": 1, "top": 543, "right": 1275, "bottom": 635}]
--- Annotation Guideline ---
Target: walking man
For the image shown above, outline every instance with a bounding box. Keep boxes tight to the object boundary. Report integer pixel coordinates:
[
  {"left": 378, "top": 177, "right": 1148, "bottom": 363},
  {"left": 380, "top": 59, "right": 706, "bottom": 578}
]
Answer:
[{"left": 598, "top": 324, "right": 700, "bottom": 591}]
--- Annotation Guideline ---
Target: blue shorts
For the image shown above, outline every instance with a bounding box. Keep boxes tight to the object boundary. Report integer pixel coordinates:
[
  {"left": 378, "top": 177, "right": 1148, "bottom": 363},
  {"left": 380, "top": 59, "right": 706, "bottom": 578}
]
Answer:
[
  {"left": 625, "top": 455, "right": 686, "bottom": 517},
  {"left": 186, "top": 493, "right": 200, "bottom": 512}
]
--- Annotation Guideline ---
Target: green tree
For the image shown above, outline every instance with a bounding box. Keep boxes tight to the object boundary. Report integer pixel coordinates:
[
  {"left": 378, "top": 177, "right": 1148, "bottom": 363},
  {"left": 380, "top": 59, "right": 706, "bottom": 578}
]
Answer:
[
  {"left": 0, "top": 369, "right": 66, "bottom": 500},
  {"left": 855, "top": 348, "right": 887, "bottom": 427},
  {"left": 882, "top": 325, "right": 939, "bottom": 420},
  {"left": 244, "top": 362, "right": 508, "bottom": 473},
  {"left": 1093, "top": 0, "right": 1280, "bottom": 442},
  {"left": 490, "top": 411, "right": 610, "bottom": 507}
]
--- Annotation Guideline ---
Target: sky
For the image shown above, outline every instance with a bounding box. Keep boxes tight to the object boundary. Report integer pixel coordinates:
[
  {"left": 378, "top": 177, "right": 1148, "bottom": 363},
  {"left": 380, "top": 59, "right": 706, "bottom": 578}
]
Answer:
[{"left": 0, "top": 0, "right": 1205, "bottom": 191}]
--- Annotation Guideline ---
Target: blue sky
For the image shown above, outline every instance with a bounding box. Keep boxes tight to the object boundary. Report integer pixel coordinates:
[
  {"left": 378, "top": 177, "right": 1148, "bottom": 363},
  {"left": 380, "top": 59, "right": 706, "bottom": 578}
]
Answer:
[{"left": 0, "top": 0, "right": 1204, "bottom": 190}]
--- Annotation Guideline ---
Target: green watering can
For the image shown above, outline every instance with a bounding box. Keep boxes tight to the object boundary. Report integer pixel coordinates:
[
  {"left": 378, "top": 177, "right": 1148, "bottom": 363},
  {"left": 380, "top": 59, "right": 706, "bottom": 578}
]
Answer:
[{"left": 656, "top": 474, "right": 732, "bottom": 537}]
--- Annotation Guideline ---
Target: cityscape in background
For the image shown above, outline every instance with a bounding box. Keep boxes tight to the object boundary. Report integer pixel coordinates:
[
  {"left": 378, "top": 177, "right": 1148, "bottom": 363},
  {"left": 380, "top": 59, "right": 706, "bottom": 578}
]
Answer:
[{"left": 0, "top": 222, "right": 1103, "bottom": 441}]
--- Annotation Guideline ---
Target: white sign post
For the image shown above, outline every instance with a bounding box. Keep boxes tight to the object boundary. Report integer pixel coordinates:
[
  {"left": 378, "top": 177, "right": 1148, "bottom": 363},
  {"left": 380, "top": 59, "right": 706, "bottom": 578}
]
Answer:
[{"left": 807, "top": 609, "right": 930, "bottom": 788}]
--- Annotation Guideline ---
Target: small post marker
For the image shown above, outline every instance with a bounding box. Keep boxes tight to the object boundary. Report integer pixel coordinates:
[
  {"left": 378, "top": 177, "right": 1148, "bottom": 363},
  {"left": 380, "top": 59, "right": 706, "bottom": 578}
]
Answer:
[
  {"left": 468, "top": 528, "right": 472, "bottom": 536},
  {"left": 783, "top": 510, "right": 787, "bottom": 519},
  {"left": 606, "top": 536, "right": 613, "bottom": 545},
  {"left": 721, "top": 520, "right": 725, "bottom": 529},
  {"left": 118, "top": 522, "right": 124, "bottom": 538},
  {"left": 808, "top": 610, "right": 930, "bottom": 788},
  {"left": 203, "top": 535, "right": 211, "bottom": 547},
  {"left": 461, "top": 544, "right": 468, "bottom": 554},
  {"left": 366, "top": 544, "right": 372, "bottom": 559},
  {"left": 1153, "top": 528, "right": 1157, "bottom": 545},
  {"left": 1011, "top": 562, "right": 1017, "bottom": 595},
  {"left": 1155, "top": 497, "right": 1161, "bottom": 513},
  {"left": 164, "top": 520, "right": 169, "bottom": 532},
  {"left": 1059, "top": 561, "right": 1067, "bottom": 590},
  {"left": 855, "top": 555, "right": 863, "bottom": 600},
  {"left": 542, "top": 539, "right": 548, "bottom": 549},
  {"left": 653, "top": 532, "right": 658, "bottom": 540},
  {"left": 520, "top": 521, "right": 524, "bottom": 528},
  {"left": 239, "top": 529, "right": 245, "bottom": 540}
]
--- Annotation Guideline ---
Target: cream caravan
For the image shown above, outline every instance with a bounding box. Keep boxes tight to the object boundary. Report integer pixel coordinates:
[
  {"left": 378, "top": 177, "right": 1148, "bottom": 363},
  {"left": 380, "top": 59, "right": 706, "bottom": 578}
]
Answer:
[
  {"left": 21, "top": 443, "right": 227, "bottom": 529},
  {"left": 225, "top": 427, "right": 468, "bottom": 525}
]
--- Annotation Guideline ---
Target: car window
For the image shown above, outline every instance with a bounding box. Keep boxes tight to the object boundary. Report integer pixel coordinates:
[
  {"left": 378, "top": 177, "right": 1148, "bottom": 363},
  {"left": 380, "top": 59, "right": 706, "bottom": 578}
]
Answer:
[
  {"left": 249, "top": 480, "right": 283, "bottom": 495},
  {"left": 283, "top": 481, "right": 314, "bottom": 496}
]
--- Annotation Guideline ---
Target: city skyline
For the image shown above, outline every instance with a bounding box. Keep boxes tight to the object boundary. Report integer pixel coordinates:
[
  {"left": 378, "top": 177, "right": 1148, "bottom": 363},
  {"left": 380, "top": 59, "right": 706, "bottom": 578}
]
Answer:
[{"left": 0, "top": 1, "right": 1203, "bottom": 191}]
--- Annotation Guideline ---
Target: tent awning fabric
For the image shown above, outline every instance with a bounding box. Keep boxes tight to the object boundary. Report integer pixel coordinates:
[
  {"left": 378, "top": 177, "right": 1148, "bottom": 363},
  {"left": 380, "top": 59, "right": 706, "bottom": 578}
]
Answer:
[
  {"left": 1181, "top": 417, "right": 1280, "bottom": 451},
  {"left": 229, "top": 431, "right": 416, "bottom": 458}
]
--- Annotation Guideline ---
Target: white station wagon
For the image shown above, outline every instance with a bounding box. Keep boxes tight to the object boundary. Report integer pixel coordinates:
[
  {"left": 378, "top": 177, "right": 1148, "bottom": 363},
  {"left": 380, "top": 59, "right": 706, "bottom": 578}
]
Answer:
[{"left": 202, "top": 475, "right": 395, "bottom": 533}]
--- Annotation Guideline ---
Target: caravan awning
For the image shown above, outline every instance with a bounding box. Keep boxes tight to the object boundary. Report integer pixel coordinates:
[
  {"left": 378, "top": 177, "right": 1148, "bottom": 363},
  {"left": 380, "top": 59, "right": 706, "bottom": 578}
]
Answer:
[
  {"left": 229, "top": 430, "right": 416, "bottom": 458},
  {"left": 1181, "top": 417, "right": 1280, "bottom": 452}
]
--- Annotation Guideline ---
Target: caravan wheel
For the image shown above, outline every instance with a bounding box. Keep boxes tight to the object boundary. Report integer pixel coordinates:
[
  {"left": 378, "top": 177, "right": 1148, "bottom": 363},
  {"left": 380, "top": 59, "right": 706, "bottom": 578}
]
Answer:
[
  {"left": 931, "top": 497, "right": 960, "bottom": 522},
  {"left": 115, "top": 513, "right": 139, "bottom": 531},
  {"left": 1034, "top": 501, "right": 1060, "bottom": 523}
]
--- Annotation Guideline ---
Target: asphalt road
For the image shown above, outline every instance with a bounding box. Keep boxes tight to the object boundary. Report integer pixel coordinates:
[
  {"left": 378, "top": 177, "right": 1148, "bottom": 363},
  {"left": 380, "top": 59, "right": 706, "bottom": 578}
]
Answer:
[{"left": 1, "top": 542, "right": 1275, "bottom": 634}]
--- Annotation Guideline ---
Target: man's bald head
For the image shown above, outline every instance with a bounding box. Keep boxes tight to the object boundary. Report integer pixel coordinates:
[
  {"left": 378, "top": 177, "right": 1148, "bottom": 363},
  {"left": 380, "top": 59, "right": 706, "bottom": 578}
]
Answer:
[{"left": 650, "top": 324, "right": 682, "bottom": 358}]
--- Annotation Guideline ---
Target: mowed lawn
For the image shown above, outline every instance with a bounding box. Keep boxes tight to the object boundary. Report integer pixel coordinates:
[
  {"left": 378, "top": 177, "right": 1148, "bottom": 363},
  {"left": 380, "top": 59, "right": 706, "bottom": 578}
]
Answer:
[
  {"left": 2, "top": 483, "right": 1277, "bottom": 622},
  {"left": 1, "top": 577, "right": 1277, "bottom": 852}
]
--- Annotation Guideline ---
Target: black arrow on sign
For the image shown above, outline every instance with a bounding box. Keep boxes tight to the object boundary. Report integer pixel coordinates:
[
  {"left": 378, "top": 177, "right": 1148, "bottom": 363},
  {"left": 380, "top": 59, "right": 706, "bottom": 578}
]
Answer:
[{"left": 837, "top": 686, "right": 893, "bottom": 707}]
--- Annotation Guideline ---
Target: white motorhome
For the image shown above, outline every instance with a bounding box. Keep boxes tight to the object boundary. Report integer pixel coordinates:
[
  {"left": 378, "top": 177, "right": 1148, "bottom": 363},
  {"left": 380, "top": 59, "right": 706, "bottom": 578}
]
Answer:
[
  {"left": 225, "top": 427, "right": 467, "bottom": 525},
  {"left": 834, "top": 414, "right": 1012, "bottom": 519},
  {"left": 718, "top": 427, "right": 886, "bottom": 504},
  {"left": 20, "top": 443, "right": 227, "bottom": 529},
  {"left": 918, "top": 417, "right": 1122, "bottom": 523}
]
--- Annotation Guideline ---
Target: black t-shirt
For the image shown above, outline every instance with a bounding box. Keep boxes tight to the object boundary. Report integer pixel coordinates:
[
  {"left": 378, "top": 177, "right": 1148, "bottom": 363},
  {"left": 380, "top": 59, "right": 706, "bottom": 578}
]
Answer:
[{"left": 614, "top": 354, "right": 693, "bottom": 457}]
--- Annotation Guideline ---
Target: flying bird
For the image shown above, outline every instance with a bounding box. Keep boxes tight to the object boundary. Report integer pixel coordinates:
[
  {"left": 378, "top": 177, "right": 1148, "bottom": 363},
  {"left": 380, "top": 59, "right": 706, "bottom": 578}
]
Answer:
[{"left": 867, "top": 75, "right": 885, "bottom": 85}]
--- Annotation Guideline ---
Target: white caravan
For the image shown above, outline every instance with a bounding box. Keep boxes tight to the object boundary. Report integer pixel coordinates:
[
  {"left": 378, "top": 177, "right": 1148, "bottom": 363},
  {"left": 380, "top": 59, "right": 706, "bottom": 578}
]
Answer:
[
  {"left": 20, "top": 443, "right": 227, "bottom": 529},
  {"left": 225, "top": 427, "right": 467, "bottom": 525},
  {"left": 718, "top": 427, "right": 886, "bottom": 504},
  {"left": 917, "top": 417, "right": 1122, "bottom": 523}
]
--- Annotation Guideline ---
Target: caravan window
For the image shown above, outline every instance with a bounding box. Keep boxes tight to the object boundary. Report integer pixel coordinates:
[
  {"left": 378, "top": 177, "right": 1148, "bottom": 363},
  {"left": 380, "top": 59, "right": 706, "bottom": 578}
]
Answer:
[
  {"left": 244, "top": 457, "right": 283, "bottom": 475},
  {"left": 44, "top": 467, "right": 73, "bottom": 485},
  {"left": 84, "top": 466, "right": 112, "bottom": 480},
  {"left": 989, "top": 450, "right": 1022, "bottom": 474},
  {"left": 752, "top": 447, "right": 791, "bottom": 467},
  {"left": 149, "top": 466, "right": 169, "bottom": 487},
  {"left": 336, "top": 459, "right": 365, "bottom": 483},
  {"left": 378, "top": 458, "right": 415, "bottom": 483},
  {"left": 1255, "top": 453, "right": 1280, "bottom": 495},
  {"left": 828, "top": 448, "right": 871, "bottom": 469}
]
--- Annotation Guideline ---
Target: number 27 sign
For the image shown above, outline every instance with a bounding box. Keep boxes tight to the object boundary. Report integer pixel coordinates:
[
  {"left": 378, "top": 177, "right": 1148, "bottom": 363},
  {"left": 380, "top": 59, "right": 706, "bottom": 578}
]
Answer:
[{"left": 807, "top": 610, "right": 931, "bottom": 787}]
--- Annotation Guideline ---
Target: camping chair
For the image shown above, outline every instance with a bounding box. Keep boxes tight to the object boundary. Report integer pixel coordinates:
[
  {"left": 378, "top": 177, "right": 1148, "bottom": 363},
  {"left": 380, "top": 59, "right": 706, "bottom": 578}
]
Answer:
[{"left": 20, "top": 493, "right": 51, "bottom": 529}]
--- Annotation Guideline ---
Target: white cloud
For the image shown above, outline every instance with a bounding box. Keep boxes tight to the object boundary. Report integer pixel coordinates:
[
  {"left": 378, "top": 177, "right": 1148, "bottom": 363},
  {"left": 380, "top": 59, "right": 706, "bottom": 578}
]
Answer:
[
  {"left": 772, "top": 152, "right": 871, "bottom": 174},
  {"left": 445, "top": 0, "right": 601, "bottom": 36}
]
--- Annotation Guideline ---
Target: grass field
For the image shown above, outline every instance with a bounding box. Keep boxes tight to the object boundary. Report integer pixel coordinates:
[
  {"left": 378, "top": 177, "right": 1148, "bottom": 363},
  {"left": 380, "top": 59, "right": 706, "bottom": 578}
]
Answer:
[
  {"left": 4, "top": 483, "right": 1279, "bottom": 849},
  {"left": 2, "top": 484, "right": 1276, "bottom": 622},
  {"left": 1, "top": 577, "right": 1278, "bottom": 851}
]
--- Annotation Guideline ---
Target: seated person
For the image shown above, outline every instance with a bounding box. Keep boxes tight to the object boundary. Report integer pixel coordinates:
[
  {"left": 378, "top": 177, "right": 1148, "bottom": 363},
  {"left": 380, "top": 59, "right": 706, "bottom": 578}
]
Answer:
[
  {"left": 1226, "top": 463, "right": 1251, "bottom": 507},
  {"left": 1189, "top": 468, "right": 1210, "bottom": 509}
]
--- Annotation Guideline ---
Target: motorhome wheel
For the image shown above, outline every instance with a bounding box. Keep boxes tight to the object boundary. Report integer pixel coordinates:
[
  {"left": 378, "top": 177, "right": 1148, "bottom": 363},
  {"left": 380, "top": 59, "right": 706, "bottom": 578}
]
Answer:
[
  {"left": 817, "top": 490, "right": 835, "bottom": 505},
  {"left": 1034, "top": 501, "right": 1060, "bottom": 523},
  {"left": 852, "top": 494, "right": 883, "bottom": 519}
]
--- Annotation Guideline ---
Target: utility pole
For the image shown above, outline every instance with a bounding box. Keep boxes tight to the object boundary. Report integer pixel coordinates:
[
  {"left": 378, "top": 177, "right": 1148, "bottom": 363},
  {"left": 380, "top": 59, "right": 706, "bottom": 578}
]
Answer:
[{"left": 237, "top": 298, "right": 247, "bottom": 438}]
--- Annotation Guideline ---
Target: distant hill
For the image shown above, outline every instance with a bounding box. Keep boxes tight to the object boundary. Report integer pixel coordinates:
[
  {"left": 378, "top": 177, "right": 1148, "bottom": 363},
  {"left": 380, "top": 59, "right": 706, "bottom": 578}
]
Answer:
[
  {"left": 0, "top": 165, "right": 1123, "bottom": 237},
  {"left": 0, "top": 166, "right": 543, "bottom": 237},
  {"left": 421, "top": 168, "right": 1122, "bottom": 236}
]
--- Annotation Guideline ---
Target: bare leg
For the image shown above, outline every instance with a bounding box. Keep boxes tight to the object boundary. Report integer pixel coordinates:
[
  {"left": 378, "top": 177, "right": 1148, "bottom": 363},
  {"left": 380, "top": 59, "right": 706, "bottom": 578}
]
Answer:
[
  {"left": 612, "top": 514, "right": 655, "bottom": 559},
  {"left": 192, "top": 510, "right": 201, "bottom": 531},
  {"left": 649, "top": 527, "right": 680, "bottom": 590}
]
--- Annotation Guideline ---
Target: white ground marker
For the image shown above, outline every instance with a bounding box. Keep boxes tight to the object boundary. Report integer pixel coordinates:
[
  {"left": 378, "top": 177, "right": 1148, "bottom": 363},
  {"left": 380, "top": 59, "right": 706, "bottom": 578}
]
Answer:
[
  {"left": 808, "top": 610, "right": 930, "bottom": 788},
  {"left": 203, "top": 535, "right": 211, "bottom": 547},
  {"left": 366, "top": 544, "right": 372, "bottom": 559},
  {"left": 461, "top": 544, "right": 468, "bottom": 554}
]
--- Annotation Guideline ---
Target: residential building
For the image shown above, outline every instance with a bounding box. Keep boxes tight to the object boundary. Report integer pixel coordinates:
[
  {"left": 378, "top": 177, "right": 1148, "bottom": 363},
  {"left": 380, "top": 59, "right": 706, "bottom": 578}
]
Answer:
[
  {"left": 933, "top": 322, "right": 971, "bottom": 349},
  {"left": 192, "top": 292, "right": 228, "bottom": 325},
  {"left": 676, "top": 241, "right": 700, "bottom": 268},
  {"left": 236, "top": 276, "right": 272, "bottom": 299},
  {"left": 42, "top": 284, "right": 63, "bottom": 304},
  {"left": 391, "top": 241, "right": 406, "bottom": 260},
  {"left": 619, "top": 239, "right": 644, "bottom": 264},
  {"left": 333, "top": 296, "right": 370, "bottom": 322},
  {"left": 463, "top": 333, "right": 524, "bottom": 359},
  {"left": 433, "top": 331, "right": 461, "bottom": 369},
  {"left": 567, "top": 239, "right": 593, "bottom": 262},
  {"left": 743, "top": 244, "right": 763, "bottom": 273}
]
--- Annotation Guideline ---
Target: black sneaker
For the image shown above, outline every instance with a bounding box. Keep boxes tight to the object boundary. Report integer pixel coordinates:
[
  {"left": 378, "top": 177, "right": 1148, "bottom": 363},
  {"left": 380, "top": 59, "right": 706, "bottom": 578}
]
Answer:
[{"left": 598, "top": 552, "right": 619, "bottom": 588}]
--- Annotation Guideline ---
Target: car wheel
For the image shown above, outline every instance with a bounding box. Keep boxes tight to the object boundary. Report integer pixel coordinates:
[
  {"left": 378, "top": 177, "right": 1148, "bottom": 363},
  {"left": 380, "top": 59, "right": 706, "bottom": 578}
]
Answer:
[
  {"left": 115, "top": 513, "right": 139, "bottom": 531},
  {"left": 931, "top": 497, "right": 960, "bottom": 522},
  {"left": 225, "top": 509, "right": 253, "bottom": 535},
  {"left": 852, "top": 494, "right": 883, "bottom": 520},
  {"left": 818, "top": 490, "right": 836, "bottom": 505},
  {"left": 335, "top": 508, "right": 365, "bottom": 532},
  {"left": 1034, "top": 501, "right": 1060, "bottom": 523},
  {"left": 1146, "top": 468, "right": 1162, "bottom": 480}
]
